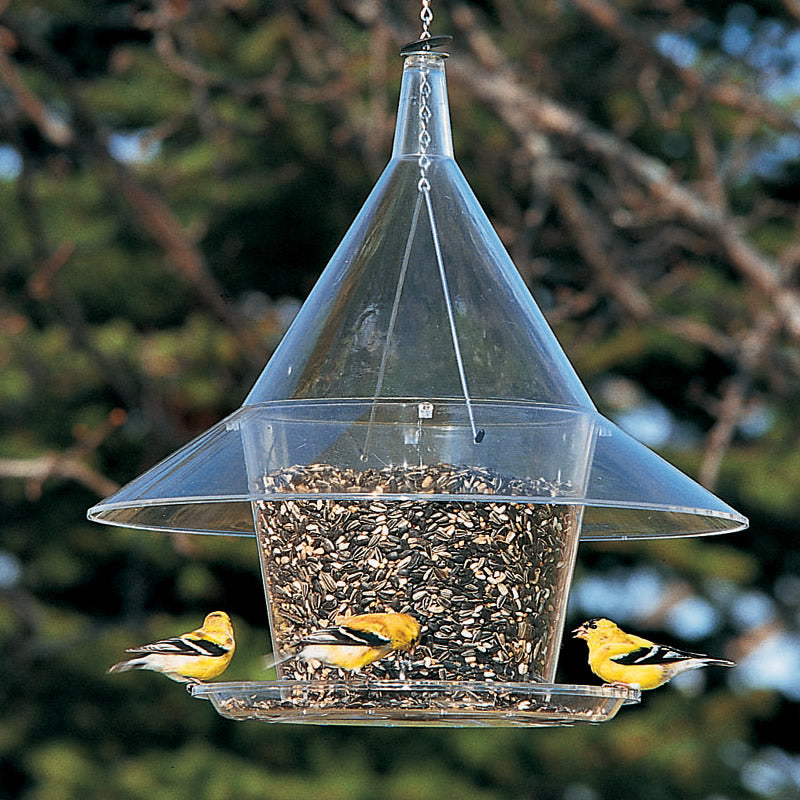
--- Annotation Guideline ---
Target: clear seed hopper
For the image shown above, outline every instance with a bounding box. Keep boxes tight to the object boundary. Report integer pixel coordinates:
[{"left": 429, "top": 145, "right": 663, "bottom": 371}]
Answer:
[{"left": 89, "top": 42, "right": 747, "bottom": 727}]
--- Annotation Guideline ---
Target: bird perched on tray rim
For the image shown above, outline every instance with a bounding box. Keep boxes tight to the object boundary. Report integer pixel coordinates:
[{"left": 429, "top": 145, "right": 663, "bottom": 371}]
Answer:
[
  {"left": 573, "top": 617, "right": 735, "bottom": 690},
  {"left": 108, "top": 610, "right": 235, "bottom": 684}
]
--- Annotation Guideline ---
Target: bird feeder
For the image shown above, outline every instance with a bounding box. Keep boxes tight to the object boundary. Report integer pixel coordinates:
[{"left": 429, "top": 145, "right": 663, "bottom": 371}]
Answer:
[{"left": 88, "top": 40, "right": 747, "bottom": 727}]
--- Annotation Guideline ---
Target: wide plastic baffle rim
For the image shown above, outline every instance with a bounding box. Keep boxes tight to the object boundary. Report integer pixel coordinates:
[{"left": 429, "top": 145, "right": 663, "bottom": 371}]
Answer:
[{"left": 86, "top": 399, "right": 748, "bottom": 540}]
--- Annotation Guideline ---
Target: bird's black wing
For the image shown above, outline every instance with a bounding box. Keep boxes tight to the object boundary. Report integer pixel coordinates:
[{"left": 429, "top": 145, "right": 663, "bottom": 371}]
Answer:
[
  {"left": 611, "top": 643, "right": 706, "bottom": 666},
  {"left": 299, "top": 625, "right": 391, "bottom": 648},
  {"left": 126, "top": 635, "right": 229, "bottom": 658}
]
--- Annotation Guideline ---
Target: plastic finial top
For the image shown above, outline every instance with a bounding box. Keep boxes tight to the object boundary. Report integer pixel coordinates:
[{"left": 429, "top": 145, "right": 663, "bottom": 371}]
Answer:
[{"left": 400, "top": 35, "right": 453, "bottom": 56}]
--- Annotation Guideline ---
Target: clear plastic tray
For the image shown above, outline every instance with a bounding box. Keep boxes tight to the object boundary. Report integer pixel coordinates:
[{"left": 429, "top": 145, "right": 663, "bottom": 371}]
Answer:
[{"left": 190, "top": 680, "right": 640, "bottom": 727}]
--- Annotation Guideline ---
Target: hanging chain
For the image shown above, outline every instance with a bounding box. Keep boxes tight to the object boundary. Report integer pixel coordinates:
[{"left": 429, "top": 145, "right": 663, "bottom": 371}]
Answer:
[
  {"left": 420, "top": 0, "right": 433, "bottom": 39},
  {"left": 417, "top": 0, "right": 434, "bottom": 192},
  {"left": 417, "top": 78, "right": 432, "bottom": 192}
]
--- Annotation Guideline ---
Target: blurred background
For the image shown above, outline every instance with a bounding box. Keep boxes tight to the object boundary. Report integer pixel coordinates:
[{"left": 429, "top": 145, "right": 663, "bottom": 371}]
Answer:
[{"left": 1, "top": 1, "right": 800, "bottom": 798}]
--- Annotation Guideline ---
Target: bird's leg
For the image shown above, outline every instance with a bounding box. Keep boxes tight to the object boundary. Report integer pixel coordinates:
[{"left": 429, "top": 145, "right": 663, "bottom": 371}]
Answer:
[
  {"left": 398, "top": 654, "right": 415, "bottom": 681},
  {"left": 604, "top": 681, "right": 640, "bottom": 690},
  {"left": 185, "top": 681, "right": 207, "bottom": 697}
]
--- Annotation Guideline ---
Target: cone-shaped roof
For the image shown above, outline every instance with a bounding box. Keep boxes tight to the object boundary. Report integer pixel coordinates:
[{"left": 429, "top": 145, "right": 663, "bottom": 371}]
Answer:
[{"left": 88, "top": 52, "right": 747, "bottom": 540}]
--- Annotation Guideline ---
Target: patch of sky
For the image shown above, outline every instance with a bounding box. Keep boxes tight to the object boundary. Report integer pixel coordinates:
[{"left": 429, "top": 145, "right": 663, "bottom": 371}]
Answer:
[
  {"left": 749, "top": 19, "right": 788, "bottom": 74},
  {"left": 722, "top": 5, "right": 757, "bottom": 57},
  {"left": 722, "top": 22, "right": 753, "bottom": 58},
  {"left": 767, "top": 29, "right": 800, "bottom": 99},
  {"left": 769, "top": 131, "right": 800, "bottom": 161},
  {"left": 665, "top": 595, "right": 719, "bottom": 640},
  {"left": 737, "top": 402, "right": 776, "bottom": 439},
  {"left": 0, "top": 551, "right": 22, "bottom": 589},
  {"left": 730, "top": 589, "right": 776, "bottom": 629},
  {"left": 740, "top": 747, "right": 800, "bottom": 797},
  {"left": 745, "top": 129, "right": 800, "bottom": 179},
  {"left": 612, "top": 401, "right": 674, "bottom": 448},
  {"left": 563, "top": 784, "right": 600, "bottom": 800},
  {"left": 570, "top": 569, "right": 729, "bottom": 647},
  {"left": 654, "top": 31, "right": 699, "bottom": 69},
  {"left": 727, "top": 10, "right": 800, "bottom": 103},
  {"left": 568, "top": 566, "right": 664, "bottom": 624},
  {"left": 108, "top": 130, "right": 160, "bottom": 164},
  {"left": 600, "top": 376, "right": 701, "bottom": 449},
  {"left": 716, "top": 5, "right": 800, "bottom": 179},
  {"left": 237, "top": 291, "right": 301, "bottom": 329},
  {"left": 774, "top": 573, "right": 800, "bottom": 607},
  {"left": 733, "top": 630, "right": 800, "bottom": 700},
  {"left": 0, "top": 144, "right": 22, "bottom": 180}
]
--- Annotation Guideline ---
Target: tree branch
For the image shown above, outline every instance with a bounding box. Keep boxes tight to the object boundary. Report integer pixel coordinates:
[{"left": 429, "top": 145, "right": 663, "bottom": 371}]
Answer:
[
  {"left": 571, "top": 0, "right": 800, "bottom": 135},
  {"left": 699, "top": 312, "right": 781, "bottom": 488},
  {"left": 0, "top": 27, "right": 73, "bottom": 146},
  {"left": 2, "top": 19, "right": 262, "bottom": 363},
  {"left": 0, "top": 409, "right": 126, "bottom": 499},
  {"left": 448, "top": 58, "right": 800, "bottom": 340}
]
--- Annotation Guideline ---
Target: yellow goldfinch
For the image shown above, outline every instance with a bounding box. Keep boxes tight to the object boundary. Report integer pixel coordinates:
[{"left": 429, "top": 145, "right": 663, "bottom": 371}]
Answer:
[
  {"left": 108, "top": 611, "right": 235, "bottom": 684},
  {"left": 573, "top": 617, "right": 735, "bottom": 690},
  {"left": 265, "top": 612, "right": 420, "bottom": 672}
]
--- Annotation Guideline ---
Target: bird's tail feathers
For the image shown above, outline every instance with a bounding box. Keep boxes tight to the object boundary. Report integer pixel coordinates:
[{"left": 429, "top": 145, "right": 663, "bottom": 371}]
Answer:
[
  {"left": 108, "top": 658, "right": 144, "bottom": 674},
  {"left": 262, "top": 651, "right": 295, "bottom": 672},
  {"left": 704, "top": 657, "right": 736, "bottom": 668}
]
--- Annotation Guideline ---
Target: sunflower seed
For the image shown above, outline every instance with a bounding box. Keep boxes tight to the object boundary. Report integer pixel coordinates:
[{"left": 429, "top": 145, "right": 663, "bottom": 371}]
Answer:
[{"left": 254, "top": 462, "right": 579, "bottom": 697}]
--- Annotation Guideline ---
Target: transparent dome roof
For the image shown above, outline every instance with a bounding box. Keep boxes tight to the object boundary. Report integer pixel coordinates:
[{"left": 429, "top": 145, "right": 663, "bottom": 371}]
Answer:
[{"left": 87, "top": 51, "right": 747, "bottom": 541}]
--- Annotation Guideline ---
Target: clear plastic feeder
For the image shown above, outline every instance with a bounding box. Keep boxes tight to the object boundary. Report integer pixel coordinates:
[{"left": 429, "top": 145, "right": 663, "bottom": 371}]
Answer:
[{"left": 89, "top": 46, "right": 745, "bottom": 726}]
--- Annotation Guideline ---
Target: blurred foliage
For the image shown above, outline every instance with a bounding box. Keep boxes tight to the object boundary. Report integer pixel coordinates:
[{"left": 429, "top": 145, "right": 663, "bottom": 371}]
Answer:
[{"left": 2, "top": 1, "right": 800, "bottom": 799}]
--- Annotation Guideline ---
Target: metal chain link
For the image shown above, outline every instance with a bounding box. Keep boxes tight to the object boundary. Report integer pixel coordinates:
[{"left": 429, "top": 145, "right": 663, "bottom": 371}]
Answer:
[
  {"left": 417, "top": 0, "right": 433, "bottom": 192},
  {"left": 420, "top": 0, "right": 433, "bottom": 39},
  {"left": 417, "top": 74, "right": 431, "bottom": 192}
]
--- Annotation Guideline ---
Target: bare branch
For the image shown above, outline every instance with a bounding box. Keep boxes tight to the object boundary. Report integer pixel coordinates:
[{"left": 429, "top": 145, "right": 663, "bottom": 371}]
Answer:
[
  {"left": 547, "top": 176, "right": 653, "bottom": 320},
  {"left": 700, "top": 312, "right": 781, "bottom": 488},
  {"left": 0, "top": 27, "right": 73, "bottom": 146},
  {"left": 784, "top": 0, "right": 800, "bottom": 23},
  {"left": 571, "top": 0, "right": 800, "bottom": 135},
  {"left": 3, "top": 19, "right": 262, "bottom": 363},
  {"left": 448, "top": 58, "right": 800, "bottom": 340},
  {"left": 0, "top": 454, "right": 120, "bottom": 500},
  {"left": 0, "top": 409, "right": 126, "bottom": 499}
]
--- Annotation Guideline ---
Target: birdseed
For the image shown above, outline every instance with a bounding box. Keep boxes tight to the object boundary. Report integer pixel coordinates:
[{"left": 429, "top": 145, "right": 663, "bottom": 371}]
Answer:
[
  {"left": 255, "top": 463, "right": 580, "bottom": 689},
  {"left": 208, "top": 678, "right": 636, "bottom": 724}
]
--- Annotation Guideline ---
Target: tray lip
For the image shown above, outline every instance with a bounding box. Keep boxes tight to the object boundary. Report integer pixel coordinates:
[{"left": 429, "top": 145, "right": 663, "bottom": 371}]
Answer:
[
  {"left": 190, "top": 679, "right": 641, "bottom": 703},
  {"left": 189, "top": 679, "right": 640, "bottom": 726}
]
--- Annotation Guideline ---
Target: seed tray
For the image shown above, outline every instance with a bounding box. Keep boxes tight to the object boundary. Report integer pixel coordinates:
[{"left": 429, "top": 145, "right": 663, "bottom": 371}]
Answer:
[
  {"left": 191, "top": 680, "right": 639, "bottom": 727},
  {"left": 255, "top": 463, "right": 581, "bottom": 683}
]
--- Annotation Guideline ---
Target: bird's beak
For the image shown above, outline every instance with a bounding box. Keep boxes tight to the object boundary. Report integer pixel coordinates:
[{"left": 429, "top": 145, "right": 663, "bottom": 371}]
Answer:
[{"left": 572, "top": 624, "right": 588, "bottom": 640}]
